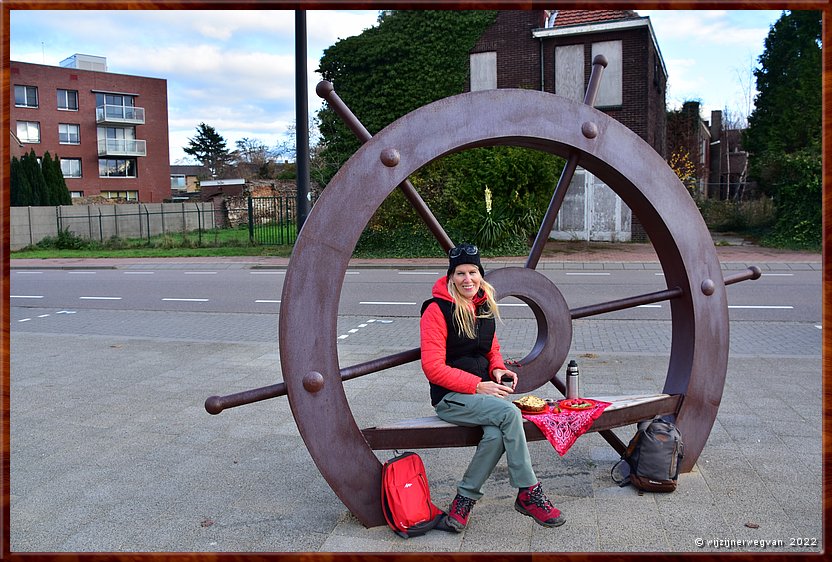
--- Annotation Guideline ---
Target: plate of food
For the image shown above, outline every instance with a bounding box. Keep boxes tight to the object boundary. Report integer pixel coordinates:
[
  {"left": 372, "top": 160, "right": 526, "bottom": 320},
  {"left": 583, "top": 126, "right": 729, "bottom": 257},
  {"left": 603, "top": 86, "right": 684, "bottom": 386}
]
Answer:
[
  {"left": 512, "top": 395, "right": 548, "bottom": 414},
  {"left": 558, "top": 398, "right": 596, "bottom": 410}
]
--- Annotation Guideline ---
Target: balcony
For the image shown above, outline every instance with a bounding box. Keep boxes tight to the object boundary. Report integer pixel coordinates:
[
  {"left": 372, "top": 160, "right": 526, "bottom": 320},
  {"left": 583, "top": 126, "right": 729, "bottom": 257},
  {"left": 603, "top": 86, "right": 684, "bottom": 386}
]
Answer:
[
  {"left": 96, "top": 104, "right": 145, "bottom": 125},
  {"left": 97, "top": 138, "right": 147, "bottom": 157}
]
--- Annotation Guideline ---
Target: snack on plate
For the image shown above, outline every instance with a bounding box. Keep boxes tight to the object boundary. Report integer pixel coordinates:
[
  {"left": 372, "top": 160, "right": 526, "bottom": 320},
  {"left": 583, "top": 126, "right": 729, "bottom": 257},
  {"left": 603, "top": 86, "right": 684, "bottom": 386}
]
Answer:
[
  {"left": 559, "top": 398, "right": 594, "bottom": 410},
  {"left": 512, "top": 395, "right": 548, "bottom": 413}
]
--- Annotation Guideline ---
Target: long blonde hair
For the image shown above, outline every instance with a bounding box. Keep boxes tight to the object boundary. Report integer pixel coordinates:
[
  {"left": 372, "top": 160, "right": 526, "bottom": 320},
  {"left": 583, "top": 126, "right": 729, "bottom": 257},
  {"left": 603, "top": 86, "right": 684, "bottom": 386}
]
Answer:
[{"left": 447, "top": 277, "right": 501, "bottom": 340}]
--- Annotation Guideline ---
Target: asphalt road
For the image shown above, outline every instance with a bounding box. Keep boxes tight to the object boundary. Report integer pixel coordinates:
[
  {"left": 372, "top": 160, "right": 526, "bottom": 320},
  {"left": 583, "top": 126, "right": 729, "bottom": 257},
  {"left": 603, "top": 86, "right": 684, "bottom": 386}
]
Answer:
[
  {"left": 10, "top": 264, "right": 821, "bottom": 361},
  {"left": 9, "top": 266, "right": 821, "bottom": 322}
]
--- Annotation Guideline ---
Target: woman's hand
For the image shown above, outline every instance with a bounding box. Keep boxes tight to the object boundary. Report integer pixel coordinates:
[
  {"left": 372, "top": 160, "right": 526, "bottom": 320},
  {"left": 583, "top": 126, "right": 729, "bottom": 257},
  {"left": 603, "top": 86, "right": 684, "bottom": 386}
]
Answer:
[
  {"left": 475, "top": 380, "right": 513, "bottom": 398},
  {"left": 475, "top": 368, "right": 517, "bottom": 397}
]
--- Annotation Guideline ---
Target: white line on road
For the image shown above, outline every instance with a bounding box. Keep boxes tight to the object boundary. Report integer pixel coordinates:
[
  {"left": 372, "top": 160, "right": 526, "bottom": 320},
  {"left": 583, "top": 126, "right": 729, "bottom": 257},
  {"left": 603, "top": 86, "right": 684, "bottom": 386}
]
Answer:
[
  {"left": 184, "top": 271, "right": 218, "bottom": 275},
  {"left": 255, "top": 300, "right": 281, "bottom": 303},
  {"left": 762, "top": 273, "right": 794, "bottom": 276},
  {"left": 15, "top": 271, "right": 42, "bottom": 274},
  {"left": 10, "top": 295, "right": 44, "bottom": 299},
  {"left": 816, "top": 325, "right": 822, "bottom": 330},
  {"left": 18, "top": 318, "right": 31, "bottom": 322},
  {"left": 162, "top": 298, "right": 210, "bottom": 302},
  {"left": 728, "top": 305, "right": 793, "bottom": 309},
  {"left": 360, "top": 301, "right": 416, "bottom": 305},
  {"left": 565, "top": 272, "right": 611, "bottom": 276},
  {"left": 38, "top": 314, "right": 50, "bottom": 318},
  {"left": 249, "top": 271, "right": 285, "bottom": 275},
  {"left": 80, "top": 296, "right": 122, "bottom": 300},
  {"left": 68, "top": 271, "right": 97, "bottom": 274},
  {"left": 637, "top": 304, "right": 662, "bottom": 308},
  {"left": 124, "top": 271, "right": 155, "bottom": 275}
]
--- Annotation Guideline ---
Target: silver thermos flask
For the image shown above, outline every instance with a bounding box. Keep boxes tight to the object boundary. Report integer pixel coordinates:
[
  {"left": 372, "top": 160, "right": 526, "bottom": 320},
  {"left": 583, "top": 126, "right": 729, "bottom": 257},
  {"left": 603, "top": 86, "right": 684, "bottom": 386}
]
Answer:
[{"left": 566, "top": 360, "right": 580, "bottom": 399}]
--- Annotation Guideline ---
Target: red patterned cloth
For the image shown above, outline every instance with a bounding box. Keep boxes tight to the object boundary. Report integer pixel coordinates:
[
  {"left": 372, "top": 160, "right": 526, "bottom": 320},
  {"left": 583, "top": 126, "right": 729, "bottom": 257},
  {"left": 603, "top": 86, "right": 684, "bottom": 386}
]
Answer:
[{"left": 521, "top": 399, "right": 612, "bottom": 456}]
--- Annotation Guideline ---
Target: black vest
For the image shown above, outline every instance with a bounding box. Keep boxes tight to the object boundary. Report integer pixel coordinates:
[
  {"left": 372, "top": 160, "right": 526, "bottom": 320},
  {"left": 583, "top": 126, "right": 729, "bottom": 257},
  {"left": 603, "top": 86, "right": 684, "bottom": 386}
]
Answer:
[{"left": 421, "top": 297, "right": 496, "bottom": 406}]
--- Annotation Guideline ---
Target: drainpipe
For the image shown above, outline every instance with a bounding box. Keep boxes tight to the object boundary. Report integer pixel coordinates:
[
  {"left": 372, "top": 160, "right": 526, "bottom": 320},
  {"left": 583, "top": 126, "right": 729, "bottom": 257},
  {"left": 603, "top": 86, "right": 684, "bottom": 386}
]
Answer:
[{"left": 539, "top": 38, "right": 545, "bottom": 91}]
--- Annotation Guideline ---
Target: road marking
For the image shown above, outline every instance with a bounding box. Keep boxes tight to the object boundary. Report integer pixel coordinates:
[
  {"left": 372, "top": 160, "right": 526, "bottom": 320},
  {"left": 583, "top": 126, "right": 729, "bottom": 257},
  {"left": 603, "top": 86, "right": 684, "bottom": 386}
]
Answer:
[
  {"left": 162, "top": 298, "right": 210, "bottom": 302},
  {"left": 38, "top": 314, "right": 50, "bottom": 318},
  {"left": 728, "top": 305, "right": 793, "bottom": 309},
  {"left": 637, "top": 304, "right": 662, "bottom": 308},
  {"left": 68, "top": 271, "right": 97, "bottom": 274},
  {"left": 250, "top": 271, "right": 285, "bottom": 275},
  {"left": 398, "top": 271, "right": 441, "bottom": 275},
  {"left": 18, "top": 318, "right": 31, "bottom": 322},
  {"left": 816, "top": 325, "right": 822, "bottom": 330},
  {"left": 80, "top": 296, "right": 122, "bottom": 300},
  {"left": 360, "top": 301, "right": 416, "bottom": 305},
  {"left": 10, "top": 295, "right": 44, "bottom": 299},
  {"left": 56, "top": 310, "right": 76, "bottom": 314},
  {"left": 124, "top": 271, "right": 155, "bottom": 275},
  {"left": 762, "top": 273, "right": 794, "bottom": 276},
  {"left": 255, "top": 299, "right": 281, "bottom": 303},
  {"left": 346, "top": 271, "right": 360, "bottom": 275},
  {"left": 565, "top": 272, "right": 611, "bottom": 276},
  {"left": 15, "top": 271, "right": 42, "bottom": 274},
  {"left": 184, "top": 271, "right": 218, "bottom": 275}
]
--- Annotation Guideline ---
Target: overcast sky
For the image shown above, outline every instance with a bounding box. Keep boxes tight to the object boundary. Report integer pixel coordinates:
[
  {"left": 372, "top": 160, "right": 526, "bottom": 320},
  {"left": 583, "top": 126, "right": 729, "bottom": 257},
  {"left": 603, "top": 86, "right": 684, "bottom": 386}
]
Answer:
[{"left": 9, "top": 9, "right": 784, "bottom": 164}]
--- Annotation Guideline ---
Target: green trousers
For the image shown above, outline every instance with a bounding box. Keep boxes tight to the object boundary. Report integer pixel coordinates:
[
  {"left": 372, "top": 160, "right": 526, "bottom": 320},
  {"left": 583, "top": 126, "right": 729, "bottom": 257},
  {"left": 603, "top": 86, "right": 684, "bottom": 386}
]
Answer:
[{"left": 435, "top": 392, "right": 538, "bottom": 500}]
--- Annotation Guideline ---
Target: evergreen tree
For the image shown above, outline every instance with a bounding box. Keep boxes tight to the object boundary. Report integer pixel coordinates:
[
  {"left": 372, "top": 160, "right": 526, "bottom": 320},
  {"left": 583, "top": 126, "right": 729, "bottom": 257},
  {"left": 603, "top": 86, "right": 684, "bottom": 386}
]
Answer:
[
  {"left": 10, "top": 156, "right": 33, "bottom": 206},
  {"left": 316, "top": 10, "right": 498, "bottom": 184},
  {"left": 743, "top": 10, "right": 821, "bottom": 247},
  {"left": 22, "top": 149, "right": 48, "bottom": 206},
  {"left": 42, "top": 152, "right": 72, "bottom": 205},
  {"left": 183, "top": 122, "right": 231, "bottom": 179}
]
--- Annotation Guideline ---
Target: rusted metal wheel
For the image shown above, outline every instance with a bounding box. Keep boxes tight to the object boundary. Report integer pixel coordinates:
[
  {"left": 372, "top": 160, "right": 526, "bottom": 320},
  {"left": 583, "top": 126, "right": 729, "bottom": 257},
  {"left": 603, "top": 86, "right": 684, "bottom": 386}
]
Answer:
[{"left": 279, "top": 85, "right": 743, "bottom": 528}]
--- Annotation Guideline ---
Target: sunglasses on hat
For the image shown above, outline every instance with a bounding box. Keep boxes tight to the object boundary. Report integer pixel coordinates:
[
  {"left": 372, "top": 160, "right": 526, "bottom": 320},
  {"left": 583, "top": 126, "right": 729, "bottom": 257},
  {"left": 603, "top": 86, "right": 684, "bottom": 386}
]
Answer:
[{"left": 448, "top": 244, "right": 479, "bottom": 259}]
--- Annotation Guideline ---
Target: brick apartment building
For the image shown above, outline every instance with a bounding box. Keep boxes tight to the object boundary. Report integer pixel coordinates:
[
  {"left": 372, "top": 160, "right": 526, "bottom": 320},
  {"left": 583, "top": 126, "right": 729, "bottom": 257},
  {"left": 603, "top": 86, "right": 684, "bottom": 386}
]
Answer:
[
  {"left": 10, "top": 54, "right": 170, "bottom": 203},
  {"left": 468, "top": 10, "right": 668, "bottom": 241}
]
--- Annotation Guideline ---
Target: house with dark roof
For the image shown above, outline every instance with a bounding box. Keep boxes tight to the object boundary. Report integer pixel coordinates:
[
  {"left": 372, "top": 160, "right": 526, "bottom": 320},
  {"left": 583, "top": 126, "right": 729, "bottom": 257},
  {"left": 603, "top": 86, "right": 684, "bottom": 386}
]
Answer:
[{"left": 467, "top": 10, "right": 668, "bottom": 242}]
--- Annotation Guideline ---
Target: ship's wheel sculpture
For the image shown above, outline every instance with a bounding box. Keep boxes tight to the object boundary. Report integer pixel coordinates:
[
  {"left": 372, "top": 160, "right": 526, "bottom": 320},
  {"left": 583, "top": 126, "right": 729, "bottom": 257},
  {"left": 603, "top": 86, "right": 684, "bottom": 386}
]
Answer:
[{"left": 206, "top": 57, "right": 760, "bottom": 528}]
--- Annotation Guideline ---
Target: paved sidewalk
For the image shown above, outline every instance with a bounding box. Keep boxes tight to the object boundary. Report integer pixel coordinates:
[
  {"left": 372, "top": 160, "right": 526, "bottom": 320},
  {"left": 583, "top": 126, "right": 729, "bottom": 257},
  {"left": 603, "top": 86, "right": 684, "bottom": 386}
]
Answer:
[{"left": 8, "top": 241, "right": 823, "bottom": 271}]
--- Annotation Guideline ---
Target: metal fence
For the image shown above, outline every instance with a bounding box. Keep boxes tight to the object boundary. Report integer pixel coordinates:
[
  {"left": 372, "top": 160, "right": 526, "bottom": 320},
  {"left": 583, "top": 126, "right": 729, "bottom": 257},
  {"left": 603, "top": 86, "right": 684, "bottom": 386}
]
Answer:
[
  {"left": 247, "top": 196, "right": 298, "bottom": 245},
  {"left": 10, "top": 202, "right": 217, "bottom": 250}
]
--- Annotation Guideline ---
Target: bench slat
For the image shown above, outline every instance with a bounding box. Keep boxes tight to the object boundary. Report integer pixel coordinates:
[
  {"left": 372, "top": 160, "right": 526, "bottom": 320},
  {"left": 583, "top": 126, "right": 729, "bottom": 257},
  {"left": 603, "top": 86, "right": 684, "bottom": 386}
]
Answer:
[{"left": 361, "top": 393, "right": 682, "bottom": 450}]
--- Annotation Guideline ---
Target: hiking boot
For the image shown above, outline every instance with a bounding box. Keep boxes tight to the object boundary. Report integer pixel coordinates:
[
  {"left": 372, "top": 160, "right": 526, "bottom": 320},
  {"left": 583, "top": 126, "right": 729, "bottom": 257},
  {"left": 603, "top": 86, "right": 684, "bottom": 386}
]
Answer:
[
  {"left": 444, "top": 493, "right": 476, "bottom": 532},
  {"left": 515, "top": 483, "right": 565, "bottom": 527}
]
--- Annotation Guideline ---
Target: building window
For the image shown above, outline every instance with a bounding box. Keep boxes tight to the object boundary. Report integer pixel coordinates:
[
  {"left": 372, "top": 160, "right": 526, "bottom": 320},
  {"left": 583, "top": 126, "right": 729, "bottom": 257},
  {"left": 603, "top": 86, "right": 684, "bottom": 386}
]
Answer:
[
  {"left": 57, "top": 89, "right": 79, "bottom": 111},
  {"left": 16, "top": 121, "right": 40, "bottom": 143},
  {"left": 591, "top": 40, "right": 623, "bottom": 107},
  {"left": 14, "top": 85, "right": 38, "bottom": 108},
  {"left": 555, "top": 45, "right": 585, "bottom": 102},
  {"left": 99, "top": 158, "right": 137, "bottom": 178},
  {"left": 96, "top": 92, "right": 137, "bottom": 120},
  {"left": 171, "top": 175, "right": 186, "bottom": 191},
  {"left": 100, "top": 190, "right": 138, "bottom": 201},
  {"left": 59, "top": 123, "right": 81, "bottom": 144},
  {"left": 60, "top": 158, "right": 82, "bottom": 178},
  {"left": 469, "top": 52, "right": 497, "bottom": 91},
  {"left": 70, "top": 191, "right": 84, "bottom": 199}
]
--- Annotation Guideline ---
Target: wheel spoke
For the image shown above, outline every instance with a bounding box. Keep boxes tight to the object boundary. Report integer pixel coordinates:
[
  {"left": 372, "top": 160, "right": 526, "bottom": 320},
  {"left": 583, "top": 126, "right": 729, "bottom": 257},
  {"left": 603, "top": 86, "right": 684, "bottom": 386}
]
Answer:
[
  {"left": 570, "top": 287, "right": 683, "bottom": 319},
  {"left": 340, "top": 348, "right": 421, "bottom": 381},
  {"left": 317, "top": 80, "right": 453, "bottom": 252}
]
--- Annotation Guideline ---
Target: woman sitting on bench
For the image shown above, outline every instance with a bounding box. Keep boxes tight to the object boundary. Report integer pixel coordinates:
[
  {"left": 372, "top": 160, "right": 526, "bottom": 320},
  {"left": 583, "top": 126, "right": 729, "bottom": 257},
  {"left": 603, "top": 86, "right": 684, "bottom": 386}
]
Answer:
[{"left": 419, "top": 243, "right": 566, "bottom": 531}]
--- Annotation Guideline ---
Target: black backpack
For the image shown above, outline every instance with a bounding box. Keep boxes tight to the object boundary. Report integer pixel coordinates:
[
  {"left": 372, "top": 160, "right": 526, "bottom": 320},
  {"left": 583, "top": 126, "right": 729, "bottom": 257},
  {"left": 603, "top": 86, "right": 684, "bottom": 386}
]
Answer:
[{"left": 612, "top": 416, "right": 684, "bottom": 492}]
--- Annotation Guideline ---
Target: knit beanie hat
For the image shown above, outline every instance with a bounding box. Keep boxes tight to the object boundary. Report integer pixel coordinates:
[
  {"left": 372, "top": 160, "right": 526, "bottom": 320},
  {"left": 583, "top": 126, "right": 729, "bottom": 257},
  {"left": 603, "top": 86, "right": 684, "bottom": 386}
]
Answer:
[{"left": 447, "top": 244, "right": 484, "bottom": 278}]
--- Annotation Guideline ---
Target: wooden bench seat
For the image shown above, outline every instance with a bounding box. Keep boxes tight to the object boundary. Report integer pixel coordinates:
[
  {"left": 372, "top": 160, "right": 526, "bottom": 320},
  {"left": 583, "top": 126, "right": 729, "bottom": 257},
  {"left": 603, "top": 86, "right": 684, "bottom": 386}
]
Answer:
[{"left": 361, "top": 393, "right": 682, "bottom": 452}]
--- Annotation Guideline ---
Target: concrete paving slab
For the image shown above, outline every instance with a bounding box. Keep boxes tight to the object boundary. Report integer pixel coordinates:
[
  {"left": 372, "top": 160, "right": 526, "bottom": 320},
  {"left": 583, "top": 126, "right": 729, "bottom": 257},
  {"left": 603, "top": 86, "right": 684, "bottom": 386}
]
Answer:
[{"left": 9, "top": 328, "right": 822, "bottom": 553}]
